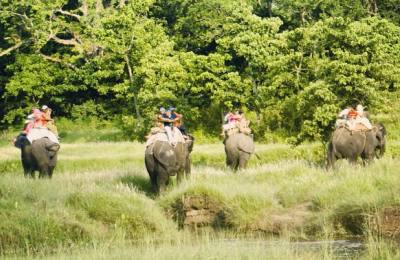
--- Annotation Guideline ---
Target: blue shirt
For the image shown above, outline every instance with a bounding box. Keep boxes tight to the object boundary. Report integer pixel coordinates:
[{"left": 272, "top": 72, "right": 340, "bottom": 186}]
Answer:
[
  {"left": 170, "top": 113, "right": 177, "bottom": 120},
  {"left": 162, "top": 113, "right": 172, "bottom": 127}
]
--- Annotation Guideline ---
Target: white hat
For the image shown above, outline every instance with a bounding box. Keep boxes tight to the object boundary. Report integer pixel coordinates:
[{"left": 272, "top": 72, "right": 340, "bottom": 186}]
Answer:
[
  {"left": 356, "top": 104, "right": 364, "bottom": 111},
  {"left": 41, "top": 105, "right": 49, "bottom": 110}
]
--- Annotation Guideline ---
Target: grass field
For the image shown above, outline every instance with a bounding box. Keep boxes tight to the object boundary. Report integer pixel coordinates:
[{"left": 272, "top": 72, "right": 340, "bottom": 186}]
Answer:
[{"left": 1, "top": 139, "right": 400, "bottom": 258}]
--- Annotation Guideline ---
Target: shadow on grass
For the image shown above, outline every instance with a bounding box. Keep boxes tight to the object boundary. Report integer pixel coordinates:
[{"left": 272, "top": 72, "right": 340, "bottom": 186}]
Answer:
[{"left": 119, "top": 175, "right": 155, "bottom": 198}]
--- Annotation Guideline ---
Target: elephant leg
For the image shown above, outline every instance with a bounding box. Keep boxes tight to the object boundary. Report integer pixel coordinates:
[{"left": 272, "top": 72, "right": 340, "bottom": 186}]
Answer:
[
  {"left": 155, "top": 162, "right": 170, "bottom": 193},
  {"left": 238, "top": 153, "right": 250, "bottom": 170},
  {"left": 145, "top": 153, "right": 158, "bottom": 193},
  {"left": 48, "top": 166, "right": 55, "bottom": 178},
  {"left": 38, "top": 165, "right": 50, "bottom": 178},
  {"left": 23, "top": 166, "right": 30, "bottom": 177},
  {"left": 326, "top": 143, "right": 336, "bottom": 170},
  {"left": 157, "top": 173, "right": 169, "bottom": 194},
  {"left": 226, "top": 152, "right": 239, "bottom": 171},
  {"left": 361, "top": 153, "right": 374, "bottom": 166},
  {"left": 24, "top": 169, "right": 34, "bottom": 178},
  {"left": 232, "top": 159, "right": 240, "bottom": 171},
  {"left": 177, "top": 170, "right": 184, "bottom": 184},
  {"left": 185, "top": 157, "right": 191, "bottom": 179},
  {"left": 348, "top": 156, "right": 358, "bottom": 165},
  {"left": 22, "top": 158, "right": 34, "bottom": 178},
  {"left": 149, "top": 171, "right": 158, "bottom": 193}
]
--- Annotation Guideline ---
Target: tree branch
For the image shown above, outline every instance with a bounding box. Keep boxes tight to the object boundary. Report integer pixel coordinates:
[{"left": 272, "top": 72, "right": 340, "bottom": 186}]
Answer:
[
  {"left": 0, "top": 41, "right": 24, "bottom": 57},
  {"left": 38, "top": 52, "right": 77, "bottom": 69},
  {"left": 6, "top": 11, "right": 33, "bottom": 29},
  {"left": 124, "top": 54, "right": 141, "bottom": 119},
  {"left": 54, "top": 9, "right": 81, "bottom": 21},
  {"left": 80, "top": 1, "right": 88, "bottom": 17},
  {"left": 49, "top": 34, "right": 80, "bottom": 46},
  {"left": 119, "top": 0, "right": 126, "bottom": 8}
]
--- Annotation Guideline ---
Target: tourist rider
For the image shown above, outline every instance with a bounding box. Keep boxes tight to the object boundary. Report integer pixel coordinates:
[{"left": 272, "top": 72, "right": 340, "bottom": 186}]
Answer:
[
  {"left": 169, "top": 107, "right": 187, "bottom": 136},
  {"left": 32, "top": 108, "right": 46, "bottom": 128},
  {"left": 41, "top": 105, "right": 59, "bottom": 136},
  {"left": 355, "top": 104, "right": 372, "bottom": 129},
  {"left": 158, "top": 107, "right": 176, "bottom": 145}
]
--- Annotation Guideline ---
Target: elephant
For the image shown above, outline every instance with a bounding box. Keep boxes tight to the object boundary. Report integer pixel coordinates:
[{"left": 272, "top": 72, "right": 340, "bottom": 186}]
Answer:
[
  {"left": 15, "top": 134, "right": 60, "bottom": 178},
  {"left": 224, "top": 132, "right": 255, "bottom": 170},
  {"left": 145, "top": 134, "right": 194, "bottom": 194},
  {"left": 327, "top": 123, "right": 386, "bottom": 168}
]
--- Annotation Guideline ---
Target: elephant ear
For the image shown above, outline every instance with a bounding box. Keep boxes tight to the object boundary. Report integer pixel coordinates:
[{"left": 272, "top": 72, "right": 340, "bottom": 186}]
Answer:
[
  {"left": 153, "top": 142, "right": 177, "bottom": 168},
  {"left": 237, "top": 134, "right": 255, "bottom": 154}
]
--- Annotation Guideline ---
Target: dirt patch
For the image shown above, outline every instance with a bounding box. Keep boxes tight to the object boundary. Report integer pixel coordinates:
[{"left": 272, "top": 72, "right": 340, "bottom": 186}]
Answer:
[
  {"left": 249, "top": 203, "right": 312, "bottom": 234},
  {"left": 374, "top": 208, "right": 400, "bottom": 239},
  {"left": 180, "top": 195, "right": 225, "bottom": 228}
]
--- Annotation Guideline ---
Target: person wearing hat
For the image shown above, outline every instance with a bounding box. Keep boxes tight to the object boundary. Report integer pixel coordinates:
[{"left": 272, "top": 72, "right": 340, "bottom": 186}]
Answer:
[
  {"left": 355, "top": 104, "right": 372, "bottom": 130},
  {"left": 168, "top": 107, "right": 187, "bottom": 136},
  {"left": 22, "top": 114, "right": 35, "bottom": 134},
  {"left": 157, "top": 107, "right": 176, "bottom": 145},
  {"left": 32, "top": 108, "right": 46, "bottom": 128},
  {"left": 41, "top": 105, "right": 59, "bottom": 136}
]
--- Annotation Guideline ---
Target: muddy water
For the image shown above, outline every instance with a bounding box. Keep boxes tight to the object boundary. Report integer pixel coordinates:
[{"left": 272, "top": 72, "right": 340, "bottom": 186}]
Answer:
[{"left": 220, "top": 239, "right": 364, "bottom": 257}]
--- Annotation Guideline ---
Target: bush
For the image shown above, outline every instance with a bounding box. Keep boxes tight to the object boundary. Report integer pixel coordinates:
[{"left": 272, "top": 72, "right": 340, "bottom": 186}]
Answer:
[{"left": 67, "top": 192, "right": 176, "bottom": 240}]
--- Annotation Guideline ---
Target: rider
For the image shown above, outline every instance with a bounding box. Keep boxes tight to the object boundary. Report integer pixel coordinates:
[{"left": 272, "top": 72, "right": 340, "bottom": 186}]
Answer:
[
  {"left": 222, "top": 110, "right": 248, "bottom": 136},
  {"left": 158, "top": 107, "right": 176, "bottom": 145},
  {"left": 23, "top": 114, "right": 35, "bottom": 134},
  {"left": 237, "top": 110, "right": 251, "bottom": 134},
  {"left": 336, "top": 104, "right": 372, "bottom": 130},
  {"left": 32, "top": 108, "right": 46, "bottom": 128},
  {"left": 169, "top": 107, "right": 187, "bottom": 136},
  {"left": 41, "top": 105, "right": 59, "bottom": 136},
  {"left": 355, "top": 104, "right": 372, "bottom": 129}
]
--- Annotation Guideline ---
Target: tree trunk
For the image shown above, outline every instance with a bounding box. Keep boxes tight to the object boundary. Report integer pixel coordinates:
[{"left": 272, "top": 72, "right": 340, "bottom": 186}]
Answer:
[
  {"left": 267, "top": 0, "right": 273, "bottom": 17},
  {"left": 80, "top": 0, "right": 88, "bottom": 16},
  {"left": 96, "top": 0, "right": 103, "bottom": 13},
  {"left": 124, "top": 55, "right": 141, "bottom": 119}
]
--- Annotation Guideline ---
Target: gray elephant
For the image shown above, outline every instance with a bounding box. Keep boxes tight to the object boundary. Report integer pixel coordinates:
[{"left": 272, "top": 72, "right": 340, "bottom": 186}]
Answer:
[
  {"left": 145, "top": 135, "right": 194, "bottom": 194},
  {"left": 15, "top": 134, "right": 60, "bottom": 178},
  {"left": 327, "top": 123, "right": 386, "bottom": 168},
  {"left": 224, "top": 133, "right": 255, "bottom": 170}
]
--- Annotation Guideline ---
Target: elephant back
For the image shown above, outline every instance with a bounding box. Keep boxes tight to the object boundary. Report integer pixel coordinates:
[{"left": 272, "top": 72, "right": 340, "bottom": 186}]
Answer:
[
  {"left": 228, "top": 133, "right": 255, "bottom": 154},
  {"left": 152, "top": 141, "right": 179, "bottom": 173},
  {"left": 332, "top": 127, "right": 368, "bottom": 157}
]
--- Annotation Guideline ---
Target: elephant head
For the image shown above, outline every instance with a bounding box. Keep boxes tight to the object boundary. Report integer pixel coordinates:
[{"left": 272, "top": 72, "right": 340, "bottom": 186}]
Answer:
[
  {"left": 374, "top": 123, "right": 386, "bottom": 158},
  {"left": 185, "top": 134, "right": 195, "bottom": 153}
]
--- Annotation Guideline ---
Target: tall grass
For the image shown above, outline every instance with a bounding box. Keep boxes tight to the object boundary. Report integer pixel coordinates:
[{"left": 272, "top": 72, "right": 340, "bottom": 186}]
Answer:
[{"left": 0, "top": 141, "right": 399, "bottom": 257}]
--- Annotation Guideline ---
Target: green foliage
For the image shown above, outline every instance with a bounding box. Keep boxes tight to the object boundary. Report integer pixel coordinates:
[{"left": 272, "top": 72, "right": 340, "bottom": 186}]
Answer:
[{"left": 1, "top": 0, "right": 400, "bottom": 143}]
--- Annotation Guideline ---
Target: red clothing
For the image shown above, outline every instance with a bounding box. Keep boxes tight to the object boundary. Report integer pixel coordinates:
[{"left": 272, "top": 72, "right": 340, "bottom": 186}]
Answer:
[
  {"left": 33, "top": 109, "right": 46, "bottom": 127},
  {"left": 23, "top": 122, "right": 34, "bottom": 134},
  {"left": 347, "top": 109, "right": 358, "bottom": 119},
  {"left": 228, "top": 114, "right": 241, "bottom": 123}
]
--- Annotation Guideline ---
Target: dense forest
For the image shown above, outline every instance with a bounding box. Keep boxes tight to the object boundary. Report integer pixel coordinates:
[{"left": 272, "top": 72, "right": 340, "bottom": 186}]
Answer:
[{"left": 1, "top": 0, "right": 399, "bottom": 142}]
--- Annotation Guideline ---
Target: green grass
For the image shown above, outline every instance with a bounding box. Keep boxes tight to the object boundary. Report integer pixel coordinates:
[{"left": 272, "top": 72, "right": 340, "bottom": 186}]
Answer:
[{"left": 0, "top": 141, "right": 400, "bottom": 257}]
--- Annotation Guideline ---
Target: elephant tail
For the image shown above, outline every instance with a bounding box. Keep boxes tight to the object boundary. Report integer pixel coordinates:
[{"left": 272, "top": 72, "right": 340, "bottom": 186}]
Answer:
[{"left": 254, "top": 153, "right": 261, "bottom": 160}]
